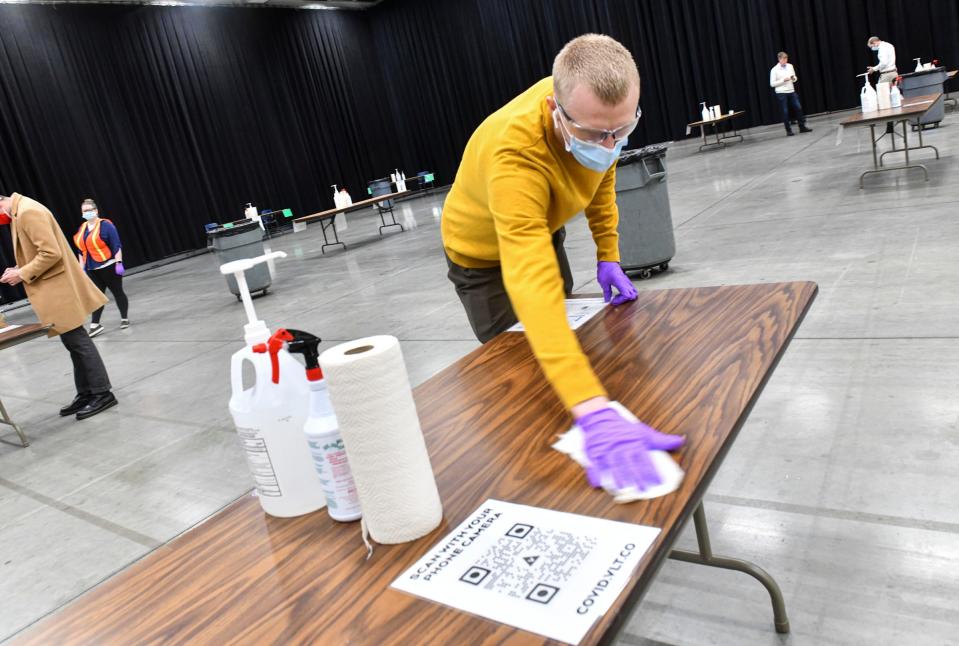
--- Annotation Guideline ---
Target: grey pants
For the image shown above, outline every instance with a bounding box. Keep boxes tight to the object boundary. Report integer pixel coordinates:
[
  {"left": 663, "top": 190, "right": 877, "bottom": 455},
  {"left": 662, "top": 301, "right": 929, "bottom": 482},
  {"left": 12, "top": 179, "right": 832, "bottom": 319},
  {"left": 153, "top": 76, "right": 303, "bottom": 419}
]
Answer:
[
  {"left": 447, "top": 227, "right": 574, "bottom": 343},
  {"left": 59, "top": 326, "right": 112, "bottom": 396}
]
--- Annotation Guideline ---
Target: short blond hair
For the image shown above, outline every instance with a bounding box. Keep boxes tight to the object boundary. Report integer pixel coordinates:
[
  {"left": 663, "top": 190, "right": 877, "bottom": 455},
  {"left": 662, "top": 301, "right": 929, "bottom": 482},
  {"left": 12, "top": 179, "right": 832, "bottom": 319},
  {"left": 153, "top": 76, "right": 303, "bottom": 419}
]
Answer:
[
  {"left": 552, "top": 34, "right": 639, "bottom": 105},
  {"left": 867, "top": 36, "right": 880, "bottom": 46}
]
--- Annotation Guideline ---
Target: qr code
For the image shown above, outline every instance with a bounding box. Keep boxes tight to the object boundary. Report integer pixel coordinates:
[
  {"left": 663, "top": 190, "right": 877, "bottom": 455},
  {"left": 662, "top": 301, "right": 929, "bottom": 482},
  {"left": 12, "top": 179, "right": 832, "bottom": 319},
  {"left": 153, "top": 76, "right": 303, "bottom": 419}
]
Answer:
[{"left": 459, "top": 524, "right": 597, "bottom": 604}]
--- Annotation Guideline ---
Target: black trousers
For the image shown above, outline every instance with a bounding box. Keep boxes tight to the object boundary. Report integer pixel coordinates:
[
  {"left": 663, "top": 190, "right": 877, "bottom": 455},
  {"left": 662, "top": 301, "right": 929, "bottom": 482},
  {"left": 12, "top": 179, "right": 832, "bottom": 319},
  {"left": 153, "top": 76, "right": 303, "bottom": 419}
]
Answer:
[
  {"left": 446, "top": 227, "right": 574, "bottom": 344},
  {"left": 776, "top": 92, "right": 807, "bottom": 131},
  {"left": 88, "top": 265, "right": 129, "bottom": 323},
  {"left": 59, "top": 326, "right": 112, "bottom": 396}
]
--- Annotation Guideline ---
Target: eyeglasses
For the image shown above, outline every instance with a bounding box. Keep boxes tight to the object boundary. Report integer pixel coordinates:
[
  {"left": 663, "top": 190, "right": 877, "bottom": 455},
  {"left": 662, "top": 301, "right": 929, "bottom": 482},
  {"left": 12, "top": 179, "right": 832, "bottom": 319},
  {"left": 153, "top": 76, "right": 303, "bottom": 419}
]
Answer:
[{"left": 556, "top": 100, "right": 641, "bottom": 145}]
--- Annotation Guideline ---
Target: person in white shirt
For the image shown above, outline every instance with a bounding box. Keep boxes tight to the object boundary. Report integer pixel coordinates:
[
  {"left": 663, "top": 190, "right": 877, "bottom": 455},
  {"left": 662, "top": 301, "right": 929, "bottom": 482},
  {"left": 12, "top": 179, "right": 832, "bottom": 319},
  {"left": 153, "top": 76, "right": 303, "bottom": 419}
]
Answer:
[
  {"left": 866, "top": 37, "right": 897, "bottom": 133},
  {"left": 866, "top": 36, "right": 897, "bottom": 83},
  {"left": 769, "top": 52, "right": 812, "bottom": 136}
]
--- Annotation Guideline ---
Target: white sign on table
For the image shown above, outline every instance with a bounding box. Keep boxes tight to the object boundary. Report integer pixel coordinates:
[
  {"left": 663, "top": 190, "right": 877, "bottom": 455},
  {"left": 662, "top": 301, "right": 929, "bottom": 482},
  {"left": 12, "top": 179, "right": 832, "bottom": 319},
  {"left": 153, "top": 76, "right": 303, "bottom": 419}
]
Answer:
[
  {"left": 391, "top": 499, "right": 660, "bottom": 645},
  {"left": 507, "top": 298, "right": 607, "bottom": 333}
]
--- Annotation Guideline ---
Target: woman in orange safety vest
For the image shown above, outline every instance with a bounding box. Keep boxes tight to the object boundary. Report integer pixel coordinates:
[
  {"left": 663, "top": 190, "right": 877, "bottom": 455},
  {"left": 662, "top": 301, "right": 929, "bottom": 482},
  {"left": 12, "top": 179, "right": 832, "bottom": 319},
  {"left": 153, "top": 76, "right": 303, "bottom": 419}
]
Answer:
[{"left": 73, "top": 198, "right": 130, "bottom": 338}]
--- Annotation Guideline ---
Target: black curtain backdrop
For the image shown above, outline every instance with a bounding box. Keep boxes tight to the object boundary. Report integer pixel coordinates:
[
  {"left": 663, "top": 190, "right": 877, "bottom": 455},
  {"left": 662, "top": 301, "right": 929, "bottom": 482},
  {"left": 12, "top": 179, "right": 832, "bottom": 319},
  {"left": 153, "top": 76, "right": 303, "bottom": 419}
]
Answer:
[
  {"left": 371, "top": 0, "right": 959, "bottom": 193},
  {"left": 2, "top": 1, "right": 958, "bottom": 304},
  {"left": 0, "top": 3, "right": 397, "bottom": 303}
]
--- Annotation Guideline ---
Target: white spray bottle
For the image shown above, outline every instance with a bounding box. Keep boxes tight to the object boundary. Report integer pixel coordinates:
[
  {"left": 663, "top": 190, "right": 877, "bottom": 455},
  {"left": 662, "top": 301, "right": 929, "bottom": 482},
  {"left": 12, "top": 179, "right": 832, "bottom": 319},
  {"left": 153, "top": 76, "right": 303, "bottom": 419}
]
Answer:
[
  {"left": 914, "top": 58, "right": 923, "bottom": 73},
  {"left": 700, "top": 101, "right": 710, "bottom": 122},
  {"left": 221, "top": 252, "right": 327, "bottom": 518},
  {"left": 286, "top": 329, "right": 362, "bottom": 522}
]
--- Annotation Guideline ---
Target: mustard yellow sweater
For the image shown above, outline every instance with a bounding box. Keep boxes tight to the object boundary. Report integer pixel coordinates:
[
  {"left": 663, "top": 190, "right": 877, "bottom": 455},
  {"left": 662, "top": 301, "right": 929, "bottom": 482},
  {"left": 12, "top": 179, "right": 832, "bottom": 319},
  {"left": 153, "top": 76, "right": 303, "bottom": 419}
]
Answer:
[{"left": 442, "top": 76, "right": 621, "bottom": 410}]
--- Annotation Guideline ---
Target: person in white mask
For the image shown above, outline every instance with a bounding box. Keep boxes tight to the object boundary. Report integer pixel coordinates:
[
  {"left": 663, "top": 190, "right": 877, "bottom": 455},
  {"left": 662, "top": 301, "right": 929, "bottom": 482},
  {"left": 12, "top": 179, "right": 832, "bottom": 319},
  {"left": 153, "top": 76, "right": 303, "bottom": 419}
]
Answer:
[
  {"left": 866, "top": 36, "right": 897, "bottom": 84},
  {"left": 769, "top": 51, "right": 812, "bottom": 136},
  {"left": 867, "top": 36, "right": 897, "bottom": 133}
]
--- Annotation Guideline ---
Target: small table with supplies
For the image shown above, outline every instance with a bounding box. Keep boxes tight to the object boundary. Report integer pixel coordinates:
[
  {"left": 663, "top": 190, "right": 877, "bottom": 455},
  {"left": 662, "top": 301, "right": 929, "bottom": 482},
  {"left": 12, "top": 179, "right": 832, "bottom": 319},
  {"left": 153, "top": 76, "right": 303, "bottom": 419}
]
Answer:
[
  {"left": 0, "top": 322, "right": 53, "bottom": 447},
  {"left": 294, "top": 190, "right": 410, "bottom": 253},
  {"left": 687, "top": 110, "right": 746, "bottom": 151},
  {"left": 839, "top": 93, "right": 942, "bottom": 188}
]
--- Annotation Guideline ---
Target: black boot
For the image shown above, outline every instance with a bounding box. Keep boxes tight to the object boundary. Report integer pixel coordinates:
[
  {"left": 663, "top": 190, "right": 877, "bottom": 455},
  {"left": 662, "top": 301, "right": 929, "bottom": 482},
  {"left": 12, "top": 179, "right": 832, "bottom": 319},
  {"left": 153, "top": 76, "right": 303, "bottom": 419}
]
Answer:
[
  {"left": 799, "top": 125, "right": 813, "bottom": 133},
  {"left": 76, "top": 392, "right": 118, "bottom": 420}
]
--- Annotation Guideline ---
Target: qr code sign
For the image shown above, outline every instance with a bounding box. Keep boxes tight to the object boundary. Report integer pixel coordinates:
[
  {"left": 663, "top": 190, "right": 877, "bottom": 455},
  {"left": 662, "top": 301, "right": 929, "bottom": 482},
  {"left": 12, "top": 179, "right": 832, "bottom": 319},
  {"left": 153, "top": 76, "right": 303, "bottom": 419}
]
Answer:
[{"left": 460, "top": 524, "right": 597, "bottom": 604}]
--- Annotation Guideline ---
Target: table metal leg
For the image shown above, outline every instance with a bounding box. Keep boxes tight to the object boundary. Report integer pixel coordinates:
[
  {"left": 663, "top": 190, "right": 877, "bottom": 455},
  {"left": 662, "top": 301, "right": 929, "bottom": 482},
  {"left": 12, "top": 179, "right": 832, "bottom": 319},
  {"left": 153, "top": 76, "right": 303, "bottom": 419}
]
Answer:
[
  {"left": 698, "top": 123, "right": 729, "bottom": 152},
  {"left": 669, "top": 503, "right": 790, "bottom": 634},
  {"left": 0, "top": 398, "right": 29, "bottom": 447},
  {"left": 377, "top": 204, "right": 405, "bottom": 235},
  {"left": 320, "top": 215, "right": 347, "bottom": 253}
]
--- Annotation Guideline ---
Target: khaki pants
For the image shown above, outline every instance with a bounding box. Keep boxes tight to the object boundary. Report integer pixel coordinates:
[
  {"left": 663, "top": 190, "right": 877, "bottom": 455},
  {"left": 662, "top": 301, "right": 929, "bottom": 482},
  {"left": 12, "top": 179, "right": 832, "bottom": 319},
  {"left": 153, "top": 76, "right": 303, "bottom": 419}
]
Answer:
[{"left": 446, "top": 227, "right": 574, "bottom": 343}]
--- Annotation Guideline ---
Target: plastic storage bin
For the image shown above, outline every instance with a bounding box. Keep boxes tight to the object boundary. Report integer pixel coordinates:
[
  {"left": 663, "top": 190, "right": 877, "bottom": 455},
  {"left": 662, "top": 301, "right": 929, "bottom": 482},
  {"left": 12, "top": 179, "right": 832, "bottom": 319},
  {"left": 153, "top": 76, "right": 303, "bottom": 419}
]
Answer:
[
  {"left": 614, "top": 144, "right": 675, "bottom": 278},
  {"left": 210, "top": 221, "right": 270, "bottom": 299}
]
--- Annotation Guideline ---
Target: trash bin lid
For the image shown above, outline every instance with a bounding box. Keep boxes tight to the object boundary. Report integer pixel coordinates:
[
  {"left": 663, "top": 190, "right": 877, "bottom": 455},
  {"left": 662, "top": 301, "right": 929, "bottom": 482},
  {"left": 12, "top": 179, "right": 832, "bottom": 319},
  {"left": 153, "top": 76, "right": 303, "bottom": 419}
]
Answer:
[
  {"left": 208, "top": 220, "right": 260, "bottom": 237},
  {"left": 618, "top": 143, "right": 668, "bottom": 165}
]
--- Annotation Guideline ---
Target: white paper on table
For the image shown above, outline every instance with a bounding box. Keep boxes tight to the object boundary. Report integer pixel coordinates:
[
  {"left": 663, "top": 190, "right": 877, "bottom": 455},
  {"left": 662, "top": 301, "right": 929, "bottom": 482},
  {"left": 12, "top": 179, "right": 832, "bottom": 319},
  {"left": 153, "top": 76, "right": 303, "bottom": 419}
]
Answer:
[
  {"left": 391, "top": 499, "right": 660, "bottom": 645},
  {"left": 552, "top": 402, "right": 685, "bottom": 503},
  {"left": 0, "top": 324, "right": 22, "bottom": 334},
  {"left": 507, "top": 298, "right": 607, "bottom": 333}
]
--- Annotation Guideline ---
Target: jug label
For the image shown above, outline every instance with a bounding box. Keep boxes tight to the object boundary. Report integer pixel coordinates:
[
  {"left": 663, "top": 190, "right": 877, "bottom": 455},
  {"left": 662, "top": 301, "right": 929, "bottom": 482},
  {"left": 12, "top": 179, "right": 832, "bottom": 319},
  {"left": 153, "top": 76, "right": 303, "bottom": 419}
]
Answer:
[{"left": 237, "top": 426, "right": 282, "bottom": 497}]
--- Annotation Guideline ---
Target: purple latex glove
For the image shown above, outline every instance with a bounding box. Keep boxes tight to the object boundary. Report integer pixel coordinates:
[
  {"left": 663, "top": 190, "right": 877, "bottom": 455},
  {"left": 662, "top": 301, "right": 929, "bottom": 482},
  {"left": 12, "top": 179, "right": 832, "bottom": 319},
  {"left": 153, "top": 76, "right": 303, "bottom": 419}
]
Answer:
[
  {"left": 597, "top": 261, "right": 638, "bottom": 306},
  {"left": 115, "top": 262, "right": 125, "bottom": 276},
  {"left": 578, "top": 407, "right": 685, "bottom": 491}
]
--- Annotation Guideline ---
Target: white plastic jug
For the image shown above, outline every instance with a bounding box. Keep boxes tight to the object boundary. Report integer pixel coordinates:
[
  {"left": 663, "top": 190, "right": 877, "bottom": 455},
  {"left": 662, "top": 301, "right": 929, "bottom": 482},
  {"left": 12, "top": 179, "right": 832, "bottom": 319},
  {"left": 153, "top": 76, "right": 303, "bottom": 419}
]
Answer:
[
  {"left": 229, "top": 337, "right": 327, "bottom": 518},
  {"left": 890, "top": 84, "right": 902, "bottom": 108},
  {"left": 700, "top": 102, "right": 710, "bottom": 122},
  {"left": 877, "top": 82, "right": 891, "bottom": 109},
  {"left": 860, "top": 79, "right": 878, "bottom": 113}
]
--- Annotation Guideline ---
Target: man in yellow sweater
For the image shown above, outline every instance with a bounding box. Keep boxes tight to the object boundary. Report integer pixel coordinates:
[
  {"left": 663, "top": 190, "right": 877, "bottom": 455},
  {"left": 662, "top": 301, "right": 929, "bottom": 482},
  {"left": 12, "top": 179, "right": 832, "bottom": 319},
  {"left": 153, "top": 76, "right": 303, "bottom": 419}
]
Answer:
[{"left": 443, "top": 34, "right": 684, "bottom": 493}]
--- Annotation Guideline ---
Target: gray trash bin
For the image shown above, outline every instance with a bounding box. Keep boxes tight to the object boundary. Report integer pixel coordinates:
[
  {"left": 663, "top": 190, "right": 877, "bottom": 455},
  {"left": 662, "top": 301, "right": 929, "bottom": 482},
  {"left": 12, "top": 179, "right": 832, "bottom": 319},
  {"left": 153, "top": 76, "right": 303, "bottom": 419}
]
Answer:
[
  {"left": 899, "top": 67, "right": 947, "bottom": 128},
  {"left": 210, "top": 221, "right": 270, "bottom": 300},
  {"left": 368, "top": 178, "right": 394, "bottom": 207},
  {"left": 614, "top": 144, "right": 675, "bottom": 278}
]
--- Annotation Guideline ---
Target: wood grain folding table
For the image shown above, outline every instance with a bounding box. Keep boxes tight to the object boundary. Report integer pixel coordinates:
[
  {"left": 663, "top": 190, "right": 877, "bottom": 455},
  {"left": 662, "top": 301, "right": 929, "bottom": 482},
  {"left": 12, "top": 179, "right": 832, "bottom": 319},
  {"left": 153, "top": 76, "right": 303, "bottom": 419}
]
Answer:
[
  {"left": 294, "top": 190, "right": 410, "bottom": 253},
  {"left": 18, "top": 281, "right": 817, "bottom": 645},
  {"left": 839, "top": 93, "right": 942, "bottom": 187},
  {"left": 687, "top": 111, "right": 746, "bottom": 151}
]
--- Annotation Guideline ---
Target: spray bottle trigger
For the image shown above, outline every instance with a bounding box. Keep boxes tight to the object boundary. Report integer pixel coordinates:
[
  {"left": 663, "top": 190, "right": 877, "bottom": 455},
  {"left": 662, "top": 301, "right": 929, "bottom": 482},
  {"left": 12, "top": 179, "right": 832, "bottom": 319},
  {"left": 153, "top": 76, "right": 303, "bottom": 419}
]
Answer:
[
  {"left": 285, "top": 329, "right": 324, "bottom": 382},
  {"left": 252, "top": 329, "right": 294, "bottom": 384}
]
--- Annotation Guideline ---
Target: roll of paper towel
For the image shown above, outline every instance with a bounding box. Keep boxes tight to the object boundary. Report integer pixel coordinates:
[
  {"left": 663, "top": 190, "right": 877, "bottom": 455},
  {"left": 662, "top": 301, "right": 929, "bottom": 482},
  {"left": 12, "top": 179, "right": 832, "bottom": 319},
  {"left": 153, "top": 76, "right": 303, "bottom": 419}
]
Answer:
[{"left": 319, "top": 335, "right": 443, "bottom": 545}]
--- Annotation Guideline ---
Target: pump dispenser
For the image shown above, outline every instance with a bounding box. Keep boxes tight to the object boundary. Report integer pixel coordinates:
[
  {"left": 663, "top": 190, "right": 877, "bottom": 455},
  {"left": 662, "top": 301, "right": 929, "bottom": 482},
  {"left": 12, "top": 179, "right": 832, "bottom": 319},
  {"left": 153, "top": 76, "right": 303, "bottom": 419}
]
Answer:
[
  {"left": 222, "top": 253, "right": 326, "bottom": 518},
  {"left": 287, "top": 329, "right": 362, "bottom": 522},
  {"left": 700, "top": 102, "right": 710, "bottom": 122},
  {"left": 914, "top": 58, "right": 923, "bottom": 73}
]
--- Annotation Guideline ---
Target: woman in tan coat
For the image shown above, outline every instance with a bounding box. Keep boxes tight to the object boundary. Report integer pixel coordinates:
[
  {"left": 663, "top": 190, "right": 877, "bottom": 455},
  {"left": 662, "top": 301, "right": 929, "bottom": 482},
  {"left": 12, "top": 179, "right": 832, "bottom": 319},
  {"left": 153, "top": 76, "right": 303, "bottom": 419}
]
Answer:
[{"left": 0, "top": 192, "right": 117, "bottom": 420}]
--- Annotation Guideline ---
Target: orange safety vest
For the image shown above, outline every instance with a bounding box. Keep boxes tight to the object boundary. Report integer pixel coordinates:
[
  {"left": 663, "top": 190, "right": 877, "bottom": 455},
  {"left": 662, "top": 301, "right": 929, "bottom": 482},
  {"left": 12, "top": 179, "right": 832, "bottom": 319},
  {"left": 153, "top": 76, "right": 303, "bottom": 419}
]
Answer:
[{"left": 74, "top": 218, "right": 114, "bottom": 266}]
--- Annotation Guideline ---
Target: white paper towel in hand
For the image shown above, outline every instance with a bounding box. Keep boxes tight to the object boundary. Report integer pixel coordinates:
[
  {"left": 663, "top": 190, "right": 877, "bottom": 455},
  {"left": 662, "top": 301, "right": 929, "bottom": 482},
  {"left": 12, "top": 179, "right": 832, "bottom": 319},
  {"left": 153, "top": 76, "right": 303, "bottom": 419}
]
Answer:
[
  {"left": 319, "top": 335, "right": 443, "bottom": 546},
  {"left": 552, "top": 401, "right": 684, "bottom": 503}
]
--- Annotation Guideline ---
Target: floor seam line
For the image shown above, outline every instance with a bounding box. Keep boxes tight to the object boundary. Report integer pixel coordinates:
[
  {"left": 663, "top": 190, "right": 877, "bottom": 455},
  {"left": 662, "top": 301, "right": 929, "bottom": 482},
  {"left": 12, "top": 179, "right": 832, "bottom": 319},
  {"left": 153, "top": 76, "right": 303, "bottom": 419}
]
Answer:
[{"left": 705, "top": 493, "right": 959, "bottom": 535}]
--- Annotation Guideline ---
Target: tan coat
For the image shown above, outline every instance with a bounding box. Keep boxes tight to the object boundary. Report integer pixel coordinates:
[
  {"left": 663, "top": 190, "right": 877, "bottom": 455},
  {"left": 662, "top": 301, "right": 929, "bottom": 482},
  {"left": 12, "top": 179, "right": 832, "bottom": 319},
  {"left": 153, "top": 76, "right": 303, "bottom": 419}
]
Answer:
[{"left": 9, "top": 193, "right": 107, "bottom": 336}]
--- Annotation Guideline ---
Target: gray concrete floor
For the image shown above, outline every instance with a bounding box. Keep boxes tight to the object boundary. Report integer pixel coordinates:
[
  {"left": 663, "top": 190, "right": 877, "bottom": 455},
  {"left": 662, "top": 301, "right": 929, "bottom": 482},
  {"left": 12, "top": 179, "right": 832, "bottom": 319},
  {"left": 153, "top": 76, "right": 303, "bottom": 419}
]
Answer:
[{"left": 2, "top": 110, "right": 958, "bottom": 644}]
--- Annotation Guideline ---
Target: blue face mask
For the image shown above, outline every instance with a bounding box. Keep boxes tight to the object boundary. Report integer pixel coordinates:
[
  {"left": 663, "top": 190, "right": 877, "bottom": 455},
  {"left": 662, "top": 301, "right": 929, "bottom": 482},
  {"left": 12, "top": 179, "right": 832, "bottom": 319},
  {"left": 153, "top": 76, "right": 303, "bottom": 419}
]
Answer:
[
  {"left": 569, "top": 136, "right": 627, "bottom": 172},
  {"left": 871, "top": 46, "right": 880, "bottom": 52},
  {"left": 554, "top": 109, "right": 626, "bottom": 172},
  {"left": 82, "top": 211, "right": 97, "bottom": 221}
]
